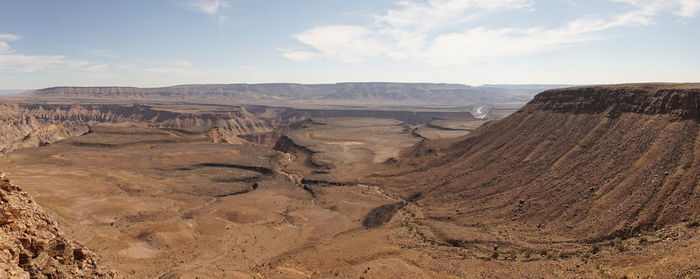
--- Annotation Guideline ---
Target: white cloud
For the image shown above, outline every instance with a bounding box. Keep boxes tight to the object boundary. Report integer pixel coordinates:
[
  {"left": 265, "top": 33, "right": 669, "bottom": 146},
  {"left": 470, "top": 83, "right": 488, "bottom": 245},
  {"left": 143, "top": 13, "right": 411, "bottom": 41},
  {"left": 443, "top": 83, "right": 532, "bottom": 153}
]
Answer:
[
  {"left": 168, "top": 60, "right": 193, "bottom": 68},
  {"left": 0, "top": 34, "right": 20, "bottom": 41},
  {"left": 291, "top": 25, "right": 387, "bottom": 63},
  {"left": 0, "top": 52, "right": 100, "bottom": 73},
  {"left": 146, "top": 67, "right": 197, "bottom": 75},
  {"left": 282, "top": 0, "right": 700, "bottom": 65},
  {"left": 145, "top": 67, "right": 213, "bottom": 75},
  {"left": 150, "top": 60, "right": 192, "bottom": 67},
  {"left": 117, "top": 63, "right": 136, "bottom": 69},
  {"left": 0, "top": 35, "right": 107, "bottom": 73},
  {"left": 88, "top": 49, "right": 118, "bottom": 57},
  {"left": 0, "top": 42, "right": 10, "bottom": 53},
  {"left": 422, "top": 21, "right": 607, "bottom": 65},
  {"left": 218, "top": 15, "right": 228, "bottom": 25},
  {"left": 145, "top": 60, "right": 214, "bottom": 76},
  {"left": 86, "top": 63, "right": 109, "bottom": 72},
  {"left": 278, "top": 48, "right": 322, "bottom": 61},
  {"left": 0, "top": 53, "right": 69, "bottom": 72},
  {"left": 609, "top": 0, "right": 700, "bottom": 25},
  {"left": 0, "top": 34, "right": 19, "bottom": 54},
  {"left": 375, "top": 0, "right": 532, "bottom": 32},
  {"left": 190, "top": 0, "right": 229, "bottom": 15},
  {"left": 616, "top": 0, "right": 700, "bottom": 18},
  {"left": 677, "top": 0, "right": 700, "bottom": 17}
]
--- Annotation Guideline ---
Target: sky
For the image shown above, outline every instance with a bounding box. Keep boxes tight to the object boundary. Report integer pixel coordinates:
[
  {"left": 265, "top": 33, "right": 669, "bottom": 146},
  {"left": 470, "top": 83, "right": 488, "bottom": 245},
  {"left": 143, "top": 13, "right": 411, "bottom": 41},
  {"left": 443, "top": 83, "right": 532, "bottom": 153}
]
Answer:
[{"left": 1, "top": 0, "right": 699, "bottom": 89}]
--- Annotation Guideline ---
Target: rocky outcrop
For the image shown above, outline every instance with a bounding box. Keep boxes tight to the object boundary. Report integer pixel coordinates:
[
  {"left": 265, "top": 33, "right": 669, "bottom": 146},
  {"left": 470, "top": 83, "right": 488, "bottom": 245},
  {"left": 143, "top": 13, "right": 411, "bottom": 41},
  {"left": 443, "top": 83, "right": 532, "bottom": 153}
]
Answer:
[
  {"left": 0, "top": 171, "right": 115, "bottom": 278},
  {"left": 0, "top": 104, "right": 271, "bottom": 153},
  {"left": 530, "top": 83, "right": 700, "bottom": 120},
  {"left": 362, "top": 202, "right": 405, "bottom": 229},
  {"left": 2, "top": 124, "right": 90, "bottom": 154},
  {"left": 206, "top": 128, "right": 248, "bottom": 145}
]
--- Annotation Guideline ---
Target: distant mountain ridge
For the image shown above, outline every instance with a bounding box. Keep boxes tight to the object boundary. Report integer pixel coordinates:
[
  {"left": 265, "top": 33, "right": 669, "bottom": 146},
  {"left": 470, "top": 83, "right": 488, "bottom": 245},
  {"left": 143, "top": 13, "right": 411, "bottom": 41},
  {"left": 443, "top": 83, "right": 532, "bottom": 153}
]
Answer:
[{"left": 28, "top": 83, "right": 567, "bottom": 108}]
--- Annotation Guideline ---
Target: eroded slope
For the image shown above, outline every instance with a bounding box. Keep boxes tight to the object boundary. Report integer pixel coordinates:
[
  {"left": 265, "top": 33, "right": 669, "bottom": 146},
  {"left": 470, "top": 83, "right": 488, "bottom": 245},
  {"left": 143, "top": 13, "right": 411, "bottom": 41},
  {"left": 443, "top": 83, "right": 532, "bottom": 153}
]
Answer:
[
  {"left": 0, "top": 104, "right": 271, "bottom": 154},
  {"left": 375, "top": 84, "right": 700, "bottom": 242}
]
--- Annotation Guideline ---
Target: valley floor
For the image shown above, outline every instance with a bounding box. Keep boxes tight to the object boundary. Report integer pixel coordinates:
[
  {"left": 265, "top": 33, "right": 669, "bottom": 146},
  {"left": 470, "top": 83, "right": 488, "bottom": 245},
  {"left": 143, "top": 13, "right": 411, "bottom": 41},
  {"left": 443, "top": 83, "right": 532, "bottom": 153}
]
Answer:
[{"left": 1, "top": 117, "right": 698, "bottom": 278}]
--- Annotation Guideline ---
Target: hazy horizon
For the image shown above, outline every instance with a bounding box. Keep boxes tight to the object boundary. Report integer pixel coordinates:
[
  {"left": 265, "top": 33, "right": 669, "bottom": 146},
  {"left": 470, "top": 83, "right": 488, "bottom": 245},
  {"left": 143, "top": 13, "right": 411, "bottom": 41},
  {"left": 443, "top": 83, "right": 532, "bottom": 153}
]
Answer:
[{"left": 1, "top": 81, "right": 581, "bottom": 91}]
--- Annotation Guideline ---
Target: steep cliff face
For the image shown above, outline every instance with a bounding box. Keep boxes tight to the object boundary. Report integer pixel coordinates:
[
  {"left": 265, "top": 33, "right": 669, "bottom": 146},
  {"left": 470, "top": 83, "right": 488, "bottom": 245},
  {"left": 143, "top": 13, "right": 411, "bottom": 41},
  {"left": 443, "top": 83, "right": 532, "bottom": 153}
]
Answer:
[
  {"left": 531, "top": 84, "right": 700, "bottom": 119},
  {"left": 378, "top": 84, "right": 700, "bottom": 241},
  {"left": 0, "top": 171, "right": 114, "bottom": 278},
  {"left": 0, "top": 104, "right": 272, "bottom": 153}
]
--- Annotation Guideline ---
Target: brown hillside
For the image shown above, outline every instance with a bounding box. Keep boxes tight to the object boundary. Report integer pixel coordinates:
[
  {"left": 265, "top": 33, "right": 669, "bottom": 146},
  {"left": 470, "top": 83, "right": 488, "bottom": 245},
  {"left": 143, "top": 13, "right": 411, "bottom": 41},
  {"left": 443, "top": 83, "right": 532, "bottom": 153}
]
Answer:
[{"left": 373, "top": 83, "right": 700, "bottom": 241}]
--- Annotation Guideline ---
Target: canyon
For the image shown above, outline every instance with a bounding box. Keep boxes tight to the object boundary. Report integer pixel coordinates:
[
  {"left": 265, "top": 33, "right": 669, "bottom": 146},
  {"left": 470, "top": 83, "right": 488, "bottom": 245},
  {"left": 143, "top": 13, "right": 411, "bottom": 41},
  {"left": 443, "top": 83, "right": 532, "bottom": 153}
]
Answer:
[{"left": 0, "top": 83, "right": 698, "bottom": 278}]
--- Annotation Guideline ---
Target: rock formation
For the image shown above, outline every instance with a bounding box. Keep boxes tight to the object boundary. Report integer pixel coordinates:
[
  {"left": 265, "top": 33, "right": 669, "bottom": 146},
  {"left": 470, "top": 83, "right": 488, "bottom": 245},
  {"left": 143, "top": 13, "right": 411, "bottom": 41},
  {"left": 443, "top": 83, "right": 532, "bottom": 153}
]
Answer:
[
  {"left": 0, "top": 104, "right": 271, "bottom": 153},
  {"left": 0, "top": 171, "right": 115, "bottom": 278},
  {"left": 531, "top": 83, "right": 700, "bottom": 119}
]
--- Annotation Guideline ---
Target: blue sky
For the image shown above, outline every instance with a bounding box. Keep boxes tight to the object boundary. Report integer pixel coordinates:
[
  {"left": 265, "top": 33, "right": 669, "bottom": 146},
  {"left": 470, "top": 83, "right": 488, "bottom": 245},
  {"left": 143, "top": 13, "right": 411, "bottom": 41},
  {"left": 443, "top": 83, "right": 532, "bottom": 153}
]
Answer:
[{"left": 1, "top": 0, "right": 699, "bottom": 89}]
